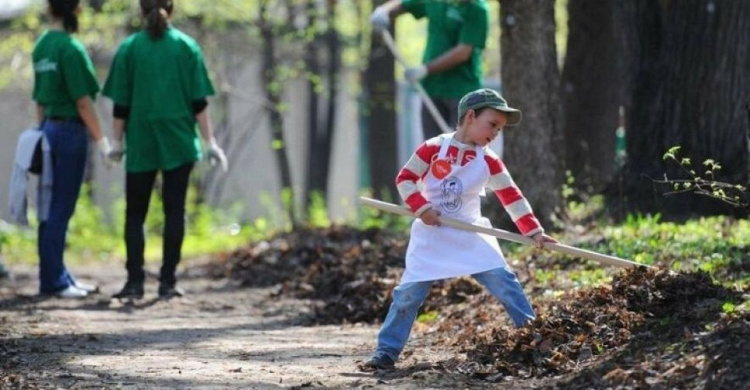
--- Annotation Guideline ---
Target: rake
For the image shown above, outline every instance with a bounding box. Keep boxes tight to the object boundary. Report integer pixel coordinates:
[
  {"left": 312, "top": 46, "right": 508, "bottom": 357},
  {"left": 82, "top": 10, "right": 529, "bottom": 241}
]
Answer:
[{"left": 360, "top": 196, "right": 649, "bottom": 269}]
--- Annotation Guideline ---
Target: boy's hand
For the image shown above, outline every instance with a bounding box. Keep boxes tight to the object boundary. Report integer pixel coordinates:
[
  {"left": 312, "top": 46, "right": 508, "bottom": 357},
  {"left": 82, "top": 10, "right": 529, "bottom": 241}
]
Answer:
[
  {"left": 531, "top": 232, "right": 558, "bottom": 249},
  {"left": 420, "top": 208, "right": 441, "bottom": 226}
]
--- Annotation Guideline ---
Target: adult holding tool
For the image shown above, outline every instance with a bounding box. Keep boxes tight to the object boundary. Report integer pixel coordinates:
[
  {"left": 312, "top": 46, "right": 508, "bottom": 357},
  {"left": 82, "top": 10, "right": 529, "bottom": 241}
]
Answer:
[
  {"left": 362, "top": 88, "right": 556, "bottom": 370},
  {"left": 370, "top": 0, "right": 490, "bottom": 141},
  {"left": 103, "top": 0, "right": 227, "bottom": 300},
  {"left": 31, "top": 0, "right": 111, "bottom": 298}
]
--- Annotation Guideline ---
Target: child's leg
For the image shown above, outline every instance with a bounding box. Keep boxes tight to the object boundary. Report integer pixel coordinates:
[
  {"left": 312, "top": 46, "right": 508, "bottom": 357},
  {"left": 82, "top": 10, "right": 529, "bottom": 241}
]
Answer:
[
  {"left": 472, "top": 267, "right": 536, "bottom": 327},
  {"left": 374, "top": 280, "right": 433, "bottom": 361}
]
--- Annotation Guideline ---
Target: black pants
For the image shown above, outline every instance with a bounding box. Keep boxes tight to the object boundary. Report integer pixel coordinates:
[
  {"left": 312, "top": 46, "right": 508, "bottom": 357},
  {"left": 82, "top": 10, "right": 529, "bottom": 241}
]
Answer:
[
  {"left": 420, "top": 97, "right": 460, "bottom": 140},
  {"left": 125, "top": 163, "right": 193, "bottom": 286}
]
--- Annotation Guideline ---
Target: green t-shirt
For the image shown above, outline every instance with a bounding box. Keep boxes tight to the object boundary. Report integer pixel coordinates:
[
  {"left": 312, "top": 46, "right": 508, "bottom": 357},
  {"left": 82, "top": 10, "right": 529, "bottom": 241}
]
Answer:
[
  {"left": 402, "top": 0, "right": 489, "bottom": 99},
  {"left": 102, "top": 27, "right": 215, "bottom": 172},
  {"left": 32, "top": 30, "right": 99, "bottom": 118}
]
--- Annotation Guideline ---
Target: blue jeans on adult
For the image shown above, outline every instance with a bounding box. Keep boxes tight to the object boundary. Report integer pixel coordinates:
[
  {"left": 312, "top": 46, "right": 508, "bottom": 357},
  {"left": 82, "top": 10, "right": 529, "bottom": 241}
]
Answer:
[
  {"left": 38, "top": 119, "right": 88, "bottom": 294},
  {"left": 374, "top": 266, "right": 535, "bottom": 362}
]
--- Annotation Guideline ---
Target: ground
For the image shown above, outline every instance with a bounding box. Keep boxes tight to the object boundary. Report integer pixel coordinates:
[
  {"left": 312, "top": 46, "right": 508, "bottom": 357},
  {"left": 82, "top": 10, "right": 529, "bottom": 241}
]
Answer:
[
  {"left": 0, "top": 262, "right": 497, "bottom": 390},
  {"left": 2, "top": 226, "right": 748, "bottom": 389}
]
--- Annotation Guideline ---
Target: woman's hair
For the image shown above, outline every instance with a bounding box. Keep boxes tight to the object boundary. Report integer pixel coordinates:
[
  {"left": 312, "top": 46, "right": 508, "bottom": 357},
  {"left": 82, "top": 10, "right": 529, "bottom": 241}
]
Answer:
[
  {"left": 48, "top": 0, "right": 81, "bottom": 33},
  {"left": 140, "top": 0, "right": 174, "bottom": 39}
]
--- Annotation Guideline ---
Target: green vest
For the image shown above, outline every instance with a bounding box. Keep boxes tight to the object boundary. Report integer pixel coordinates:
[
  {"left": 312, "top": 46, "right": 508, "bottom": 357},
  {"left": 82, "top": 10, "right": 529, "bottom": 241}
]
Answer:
[
  {"left": 102, "top": 27, "right": 215, "bottom": 172},
  {"left": 402, "top": 0, "right": 489, "bottom": 99},
  {"left": 32, "top": 30, "right": 99, "bottom": 118}
]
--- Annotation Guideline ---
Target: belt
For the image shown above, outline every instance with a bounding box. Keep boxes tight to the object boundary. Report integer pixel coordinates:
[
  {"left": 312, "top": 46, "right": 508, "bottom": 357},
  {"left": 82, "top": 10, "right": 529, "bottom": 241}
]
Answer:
[{"left": 48, "top": 116, "right": 84, "bottom": 124}]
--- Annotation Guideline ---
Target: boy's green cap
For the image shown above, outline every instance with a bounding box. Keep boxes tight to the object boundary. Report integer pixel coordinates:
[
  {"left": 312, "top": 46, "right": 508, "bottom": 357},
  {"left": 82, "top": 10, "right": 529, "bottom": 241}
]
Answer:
[{"left": 457, "top": 88, "right": 522, "bottom": 126}]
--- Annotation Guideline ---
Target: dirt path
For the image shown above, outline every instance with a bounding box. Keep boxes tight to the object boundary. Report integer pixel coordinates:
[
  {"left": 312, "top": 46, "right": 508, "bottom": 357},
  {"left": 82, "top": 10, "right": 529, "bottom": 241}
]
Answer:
[{"left": 0, "top": 262, "right": 480, "bottom": 389}]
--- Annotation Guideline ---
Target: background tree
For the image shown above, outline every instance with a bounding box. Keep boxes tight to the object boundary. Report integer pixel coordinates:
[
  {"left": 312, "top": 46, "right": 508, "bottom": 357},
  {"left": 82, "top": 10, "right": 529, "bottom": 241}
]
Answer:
[
  {"left": 259, "top": 0, "right": 297, "bottom": 225},
  {"left": 615, "top": 0, "right": 750, "bottom": 217},
  {"left": 303, "top": 0, "right": 341, "bottom": 214},
  {"left": 498, "top": 0, "right": 564, "bottom": 227},
  {"left": 561, "top": 0, "right": 624, "bottom": 193},
  {"left": 364, "top": 0, "right": 399, "bottom": 202}
]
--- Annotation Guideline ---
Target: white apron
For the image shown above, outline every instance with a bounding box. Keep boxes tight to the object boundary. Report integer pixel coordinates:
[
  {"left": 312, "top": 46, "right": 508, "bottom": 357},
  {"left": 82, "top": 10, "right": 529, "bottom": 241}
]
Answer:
[{"left": 400, "top": 133, "right": 508, "bottom": 284}]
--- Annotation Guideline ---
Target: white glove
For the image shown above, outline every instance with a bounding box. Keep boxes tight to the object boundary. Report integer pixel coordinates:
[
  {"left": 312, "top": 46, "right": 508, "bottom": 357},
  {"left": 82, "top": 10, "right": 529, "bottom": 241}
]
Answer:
[
  {"left": 206, "top": 138, "right": 228, "bottom": 173},
  {"left": 96, "top": 137, "right": 113, "bottom": 169},
  {"left": 108, "top": 138, "right": 124, "bottom": 163},
  {"left": 404, "top": 65, "right": 428, "bottom": 84},
  {"left": 369, "top": 6, "right": 390, "bottom": 32}
]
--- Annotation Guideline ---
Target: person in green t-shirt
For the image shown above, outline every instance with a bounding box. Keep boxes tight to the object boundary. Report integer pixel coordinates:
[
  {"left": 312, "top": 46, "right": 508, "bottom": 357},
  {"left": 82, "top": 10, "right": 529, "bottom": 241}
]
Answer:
[
  {"left": 103, "top": 0, "right": 228, "bottom": 300},
  {"left": 32, "top": 0, "right": 111, "bottom": 299},
  {"left": 370, "top": 0, "right": 489, "bottom": 140}
]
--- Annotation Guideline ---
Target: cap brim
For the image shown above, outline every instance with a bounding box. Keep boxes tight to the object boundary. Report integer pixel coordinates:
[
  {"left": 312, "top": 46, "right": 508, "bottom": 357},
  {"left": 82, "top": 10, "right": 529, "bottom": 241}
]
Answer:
[{"left": 491, "top": 106, "right": 522, "bottom": 126}]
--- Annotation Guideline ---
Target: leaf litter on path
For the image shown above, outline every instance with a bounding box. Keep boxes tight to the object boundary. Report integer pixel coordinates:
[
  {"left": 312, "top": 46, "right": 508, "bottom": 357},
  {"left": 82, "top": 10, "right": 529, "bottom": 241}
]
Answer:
[{"left": 207, "top": 225, "right": 749, "bottom": 389}]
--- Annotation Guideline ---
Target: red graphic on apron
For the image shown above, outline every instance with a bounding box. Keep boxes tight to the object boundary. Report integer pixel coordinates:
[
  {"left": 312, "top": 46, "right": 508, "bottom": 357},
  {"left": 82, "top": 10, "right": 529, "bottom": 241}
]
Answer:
[{"left": 431, "top": 159, "right": 452, "bottom": 179}]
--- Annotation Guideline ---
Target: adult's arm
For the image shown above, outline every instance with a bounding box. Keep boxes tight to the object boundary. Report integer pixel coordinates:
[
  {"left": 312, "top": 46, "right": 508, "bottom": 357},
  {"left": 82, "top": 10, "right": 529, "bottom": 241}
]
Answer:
[
  {"left": 379, "top": 0, "right": 406, "bottom": 19},
  {"left": 424, "top": 44, "right": 474, "bottom": 75},
  {"left": 112, "top": 118, "right": 125, "bottom": 143},
  {"left": 76, "top": 96, "right": 105, "bottom": 142},
  {"left": 195, "top": 107, "right": 216, "bottom": 143},
  {"left": 36, "top": 104, "right": 44, "bottom": 124}
]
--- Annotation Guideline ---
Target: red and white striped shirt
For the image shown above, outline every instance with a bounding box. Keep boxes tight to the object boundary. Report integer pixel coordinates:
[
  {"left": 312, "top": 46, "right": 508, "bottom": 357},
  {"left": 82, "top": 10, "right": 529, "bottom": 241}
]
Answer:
[{"left": 395, "top": 137, "right": 543, "bottom": 236}]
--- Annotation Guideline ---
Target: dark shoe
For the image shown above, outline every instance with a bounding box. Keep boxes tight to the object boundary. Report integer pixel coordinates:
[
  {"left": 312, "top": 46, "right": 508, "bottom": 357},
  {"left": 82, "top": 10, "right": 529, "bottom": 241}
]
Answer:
[
  {"left": 362, "top": 354, "right": 395, "bottom": 371},
  {"left": 113, "top": 281, "right": 144, "bottom": 300},
  {"left": 158, "top": 283, "right": 184, "bottom": 299}
]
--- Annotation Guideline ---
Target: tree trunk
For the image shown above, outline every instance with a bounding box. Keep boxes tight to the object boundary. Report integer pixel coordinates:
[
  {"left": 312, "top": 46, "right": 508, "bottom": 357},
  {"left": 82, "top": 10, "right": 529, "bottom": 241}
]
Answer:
[
  {"left": 304, "top": 0, "right": 322, "bottom": 214},
  {"left": 364, "top": 0, "right": 399, "bottom": 203},
  {"left": 561, "top": 0, "right": 625, "bottom": 192},
  {"left": 322, "top": 0, "right": 339, "bottom": 197},
  {"left": 304, "top": 0, "right": 339, "bottom": 213},
  {"left": 260, "top": 3, "right": 297, "bottom": 225},
  {"left": 615, "top": 0, "right": 750, "bottom": 217},
  {"left": 498, "top": 0, "right": 564, "bottom": 227}
]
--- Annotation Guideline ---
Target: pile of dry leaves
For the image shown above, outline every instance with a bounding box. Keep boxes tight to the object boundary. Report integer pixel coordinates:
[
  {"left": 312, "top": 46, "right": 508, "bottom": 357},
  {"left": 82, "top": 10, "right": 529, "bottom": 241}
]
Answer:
[
  {"left": 460, "top": 268, "right": 739, "bottom": 376},
  {"left": 208, "top": 226, "right": 748, "bottom": 389},
  {"left": 206, "top": 226, "right": 487, "bottom": 324}
]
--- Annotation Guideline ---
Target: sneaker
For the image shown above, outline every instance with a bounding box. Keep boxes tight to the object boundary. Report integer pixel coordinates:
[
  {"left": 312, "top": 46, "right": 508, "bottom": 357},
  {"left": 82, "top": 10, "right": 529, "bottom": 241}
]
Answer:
[
  {"left": 53, "top": 285, "right": 88, "bottom": 299},
  {"left": 112, "top": 280, "right": 144, "bottom": 300},
  {"left": 73, "top": 280, "right": 99, "bottom": 294},
  {"left": 158, "top": 283, "right": 184, "bottom": 299},
  {"left": 362, "top": 354, "right": 395, "bottom": 371}
]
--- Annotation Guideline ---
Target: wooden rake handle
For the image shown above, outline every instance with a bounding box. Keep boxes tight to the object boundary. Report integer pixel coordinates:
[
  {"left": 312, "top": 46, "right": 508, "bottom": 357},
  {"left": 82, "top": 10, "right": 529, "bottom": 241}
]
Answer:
[{"left": 359, "top": 197, "right": 649, "bottom": 269}]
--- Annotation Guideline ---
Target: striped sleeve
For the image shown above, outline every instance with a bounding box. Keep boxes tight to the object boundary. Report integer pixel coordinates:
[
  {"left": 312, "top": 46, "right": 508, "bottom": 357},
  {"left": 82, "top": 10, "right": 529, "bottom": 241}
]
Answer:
[
  {"left": 484, "top": 152, "right": 544, "bottom": 236},
  {"left": 395, "top": 139, "right": 440, "bottom": 215}
]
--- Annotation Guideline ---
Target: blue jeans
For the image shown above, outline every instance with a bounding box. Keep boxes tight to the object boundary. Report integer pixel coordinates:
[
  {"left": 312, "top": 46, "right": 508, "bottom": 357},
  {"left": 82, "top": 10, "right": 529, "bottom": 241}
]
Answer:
[
  {"left": 38, "top": 119, "right": 88, "bottom": 294},
  {"left": 374, "top": 267, "right": 535, "bottom": 362}
]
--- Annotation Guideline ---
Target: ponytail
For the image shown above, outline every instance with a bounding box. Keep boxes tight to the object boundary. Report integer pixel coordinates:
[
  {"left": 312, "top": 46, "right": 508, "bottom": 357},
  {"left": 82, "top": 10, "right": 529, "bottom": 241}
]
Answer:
[
  {"left": 48, "top": 0, "right": 80, "bottom": 33},
  {"left": 140, "top": 0, "right": 174, "bottom": 39}
]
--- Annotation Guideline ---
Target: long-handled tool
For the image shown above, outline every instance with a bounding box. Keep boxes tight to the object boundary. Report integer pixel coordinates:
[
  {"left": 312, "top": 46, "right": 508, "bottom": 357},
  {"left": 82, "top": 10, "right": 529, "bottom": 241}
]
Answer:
[
  {"left": 379, "top": 29, "right": 505, "bottom": 157},
  {"left": 360, "top": 197, "right": 649, "bottom": 269},
  {"left": 380, "top": 30, "right": 452, "bottom": 135}
]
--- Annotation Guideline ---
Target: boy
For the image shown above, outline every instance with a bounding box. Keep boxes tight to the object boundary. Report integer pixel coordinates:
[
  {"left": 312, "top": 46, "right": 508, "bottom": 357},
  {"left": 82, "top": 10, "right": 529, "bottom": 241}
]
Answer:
[{"left": 363, "top": 88, "right": 556, "bottom": 370}]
